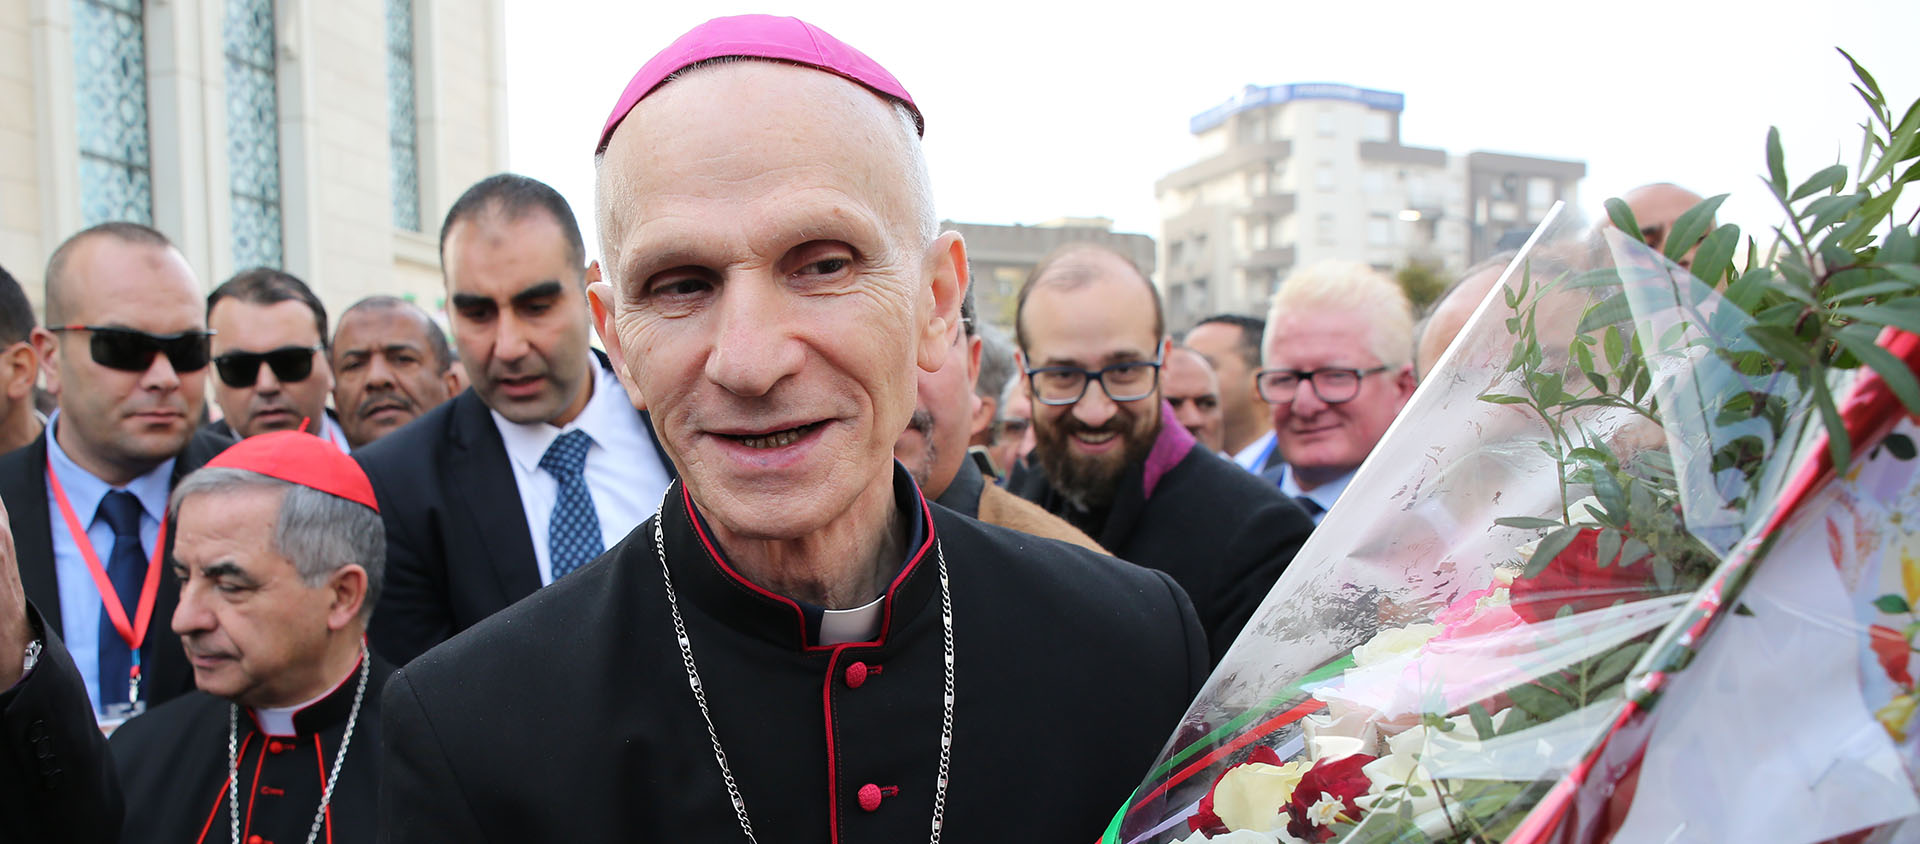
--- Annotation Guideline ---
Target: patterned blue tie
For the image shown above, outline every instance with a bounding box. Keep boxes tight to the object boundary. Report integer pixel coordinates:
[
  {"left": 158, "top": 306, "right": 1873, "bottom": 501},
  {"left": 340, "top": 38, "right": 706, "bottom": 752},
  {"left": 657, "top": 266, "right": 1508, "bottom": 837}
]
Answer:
[
  {"left": 96, "top": 490, "right": 146, "bottom": 709},
  {"left": 540, "top": 430, "right": 603, "bottom": 580}
]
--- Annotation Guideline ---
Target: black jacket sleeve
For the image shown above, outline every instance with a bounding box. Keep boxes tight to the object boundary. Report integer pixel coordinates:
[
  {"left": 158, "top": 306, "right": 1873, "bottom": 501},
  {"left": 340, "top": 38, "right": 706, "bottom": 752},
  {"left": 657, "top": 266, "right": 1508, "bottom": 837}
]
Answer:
[
  {"left": 379, "top": 666, "right": 483, "bottom": 843},
  {"left": 0, "top": 603, "right": 124, "bottom": 844}
]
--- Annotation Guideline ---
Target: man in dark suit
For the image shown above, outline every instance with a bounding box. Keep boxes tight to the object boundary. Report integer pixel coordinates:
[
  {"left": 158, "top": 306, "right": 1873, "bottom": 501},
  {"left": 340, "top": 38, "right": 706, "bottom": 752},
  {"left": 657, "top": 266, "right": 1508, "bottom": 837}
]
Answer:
[
  {"left": 379, "top": 16, "right": 1204, "bottom": 841},
  {"left": 356, "top": 174, "right": 673, "bottom": 665},
  {"left": 1007, "top": 243, "right": 1315, "bottom": 665},
  {"left": 0, "top": 223, "right": 234, "bottom": 727}
]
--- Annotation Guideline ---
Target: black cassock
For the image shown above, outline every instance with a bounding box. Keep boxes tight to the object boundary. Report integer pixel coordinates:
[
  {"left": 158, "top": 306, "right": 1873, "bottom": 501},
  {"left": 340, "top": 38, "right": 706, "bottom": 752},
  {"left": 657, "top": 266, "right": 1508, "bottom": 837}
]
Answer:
[
  {"left": 380, "top": 467, "right": 1210, "bottom": 842},
  {"left": 108, "top": 653, "right": 393, "bottom": 844}
]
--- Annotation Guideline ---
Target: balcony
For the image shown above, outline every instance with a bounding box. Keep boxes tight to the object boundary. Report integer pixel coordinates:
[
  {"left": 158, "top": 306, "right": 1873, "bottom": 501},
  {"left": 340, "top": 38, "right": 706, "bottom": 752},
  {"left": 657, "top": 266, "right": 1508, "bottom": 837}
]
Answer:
[
  {"left": 1155, "top": 140, "right": 1293, "bottom": 193},
  {"left": 1245, "top": 192, "right": 1296, "bottom": 217},
  {"left": 1240, "top": 245, "right": 1296, "bottom": 270}
]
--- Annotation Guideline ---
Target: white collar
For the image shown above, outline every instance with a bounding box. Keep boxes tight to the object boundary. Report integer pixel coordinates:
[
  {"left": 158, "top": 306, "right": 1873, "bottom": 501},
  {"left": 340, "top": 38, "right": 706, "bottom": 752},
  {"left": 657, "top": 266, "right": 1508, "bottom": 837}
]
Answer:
[
  {"left": 818, "top": 596, "right": 886, "bottom": 645},
  {"left": 1230, "top": 430, "right": 1277, "bottom": 471},
  {"left": 491, "top": 359, "right": 625, "bottom": 474}
]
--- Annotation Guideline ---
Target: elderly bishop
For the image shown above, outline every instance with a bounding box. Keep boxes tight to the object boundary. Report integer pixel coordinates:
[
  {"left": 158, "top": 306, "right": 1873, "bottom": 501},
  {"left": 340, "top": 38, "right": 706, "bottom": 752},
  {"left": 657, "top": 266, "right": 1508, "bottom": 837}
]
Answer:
[{"left": 378, "top": 15, "right": 1207, "bottom": 842}]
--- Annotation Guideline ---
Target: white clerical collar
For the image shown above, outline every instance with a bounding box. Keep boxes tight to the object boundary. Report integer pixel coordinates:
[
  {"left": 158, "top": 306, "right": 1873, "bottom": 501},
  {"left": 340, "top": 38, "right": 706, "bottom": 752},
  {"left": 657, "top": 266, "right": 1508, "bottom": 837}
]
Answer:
[
  {"left": 818, "top": 596, "right": 886, "bottom": 645},
  {"left": 250, "top": 654, "right": 361, "bottom": 736},
  {"left": 492, "top": 359, "right": 625, "bottom": 474}
]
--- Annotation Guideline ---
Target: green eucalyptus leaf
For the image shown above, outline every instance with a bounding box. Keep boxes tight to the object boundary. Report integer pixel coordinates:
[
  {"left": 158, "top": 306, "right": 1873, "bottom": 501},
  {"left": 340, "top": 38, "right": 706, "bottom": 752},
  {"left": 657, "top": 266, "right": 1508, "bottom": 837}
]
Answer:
[
  {"left": 1496, "top": 516, "right": 1566, "bottom": 529},
  {"left": 1664, "top": 194, "right": 1730, "bottom": 264},
  {"left": 1803, "top": 194, "right": 1867, "bottom": 230},
  {"left": 1479, "top": 393, "right": 1529, "bottom": 406},
  {"left": 1827, "top": 280, "right": 1916, "bottom": 304},
  {"left": 1882, "top": 226, "right": 1917, "bottom": 265},
  {"left": 1469, "top": 703, "right": 1496, "bottom": 740},
  {"left": 1792, "top": 165, "right": 1849, "bottom": 202},
  {"left": 1526, "top": 526, "right": 1584, "bottom": 578},
  {"left": 1578, "top": 293, "right": 1635, "bottom": 334},
  {"left": 1597, "top": 528, "right": 1622, "bottom": 568},
  {"left": 1834, "top": 300, "right": 1920, "bottom": 336},
  {"left": 1592, "top": 641, "right": 1652, "bottom": 687},
  {"left": 1691, "top": 224, "right": 1741, "bottom": 286},
  {"left": 1725, "top": 268, "right": 1772, "bottom": 311},
  {"left": 1746, "top": 324, "right": 1815, "bottom": 368},
  {"left": 1865, "top": 109, "right": 1920, "bottom": 186},
  {"left": 1603, "top": 326, "right": 1625, "bottom": 368},
  {"left": 1834, "top": 328, "right": 1920, "bottom": 417},
  {"left": 1767, "top": 128, "right": 1789, "bottom": 195},
  {"left": 1606, "top": 198, "right": 1645, "bottom": 244},
  {"left": 1839, "top": 48, "right": 1884, "bottom": 103},
  {"left": 1812, "top": 378, "right": 1853, "bottom": 470}
]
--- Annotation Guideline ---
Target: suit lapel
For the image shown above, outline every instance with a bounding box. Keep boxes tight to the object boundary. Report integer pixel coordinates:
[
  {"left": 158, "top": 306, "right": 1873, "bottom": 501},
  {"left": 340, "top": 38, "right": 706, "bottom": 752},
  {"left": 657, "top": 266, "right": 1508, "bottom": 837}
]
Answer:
[
  {"left": 446, "top": 393, "right": 543, "bottom": 601},
  {"left": 3, "top": 435, "right": 61, "bottom": 635}
]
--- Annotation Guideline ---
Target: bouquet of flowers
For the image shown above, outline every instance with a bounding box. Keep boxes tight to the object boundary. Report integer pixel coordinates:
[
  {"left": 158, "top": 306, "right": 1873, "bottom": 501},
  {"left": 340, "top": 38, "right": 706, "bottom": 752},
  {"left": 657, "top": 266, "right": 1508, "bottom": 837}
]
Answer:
[{"left": 1104, "top": 53, "right": 1920, "bottom": 844}]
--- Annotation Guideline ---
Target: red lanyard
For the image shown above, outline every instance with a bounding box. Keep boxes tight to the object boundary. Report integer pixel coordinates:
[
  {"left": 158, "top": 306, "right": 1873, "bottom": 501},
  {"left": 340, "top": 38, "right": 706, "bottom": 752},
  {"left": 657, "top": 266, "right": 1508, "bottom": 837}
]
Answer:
[{"left": 45, "top": 461, "right": 167, "bottom": 701}]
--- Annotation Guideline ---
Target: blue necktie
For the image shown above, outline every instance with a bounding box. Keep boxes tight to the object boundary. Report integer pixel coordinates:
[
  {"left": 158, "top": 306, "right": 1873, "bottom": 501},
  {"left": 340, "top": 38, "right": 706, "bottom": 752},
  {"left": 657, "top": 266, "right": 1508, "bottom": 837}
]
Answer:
[
  {"left": 540, "top": 430, "right": 603, "bottom": 580},
  {"left": 96, "top": 490, "right": 146, "bottom": 709}
]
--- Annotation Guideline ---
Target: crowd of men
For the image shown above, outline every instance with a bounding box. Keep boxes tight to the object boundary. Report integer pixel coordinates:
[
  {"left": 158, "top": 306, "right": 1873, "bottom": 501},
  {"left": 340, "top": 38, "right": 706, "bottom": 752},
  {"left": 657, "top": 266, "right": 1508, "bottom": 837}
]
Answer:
[{"left": 0, "top": 14, "right": 1713, "bottom": 843}]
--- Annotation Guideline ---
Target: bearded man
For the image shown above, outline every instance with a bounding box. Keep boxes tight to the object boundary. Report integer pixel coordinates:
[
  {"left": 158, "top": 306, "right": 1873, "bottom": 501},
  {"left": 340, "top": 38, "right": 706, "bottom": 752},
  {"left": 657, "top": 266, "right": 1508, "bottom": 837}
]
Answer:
[
  {"left": 1007, "top": 244, "right": 1314, "bottom": 664},
  {"left": 377, "top": 16, "right": 1205, "bottom": 842}
]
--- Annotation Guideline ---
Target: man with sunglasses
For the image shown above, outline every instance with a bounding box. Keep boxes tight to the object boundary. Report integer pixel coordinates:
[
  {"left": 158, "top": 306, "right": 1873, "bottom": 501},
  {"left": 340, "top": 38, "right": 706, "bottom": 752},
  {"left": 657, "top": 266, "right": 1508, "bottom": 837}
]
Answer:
[
  {"left": 1256, "top": 260, "right": 1417, "bottom": 523},
  {"left": 1008, "top": 243, "right": 1313, "bottom": 664},
  {"left": 0, "top": 222, "right": 235, "bottom": 728},
  {"left": 205, "top": 268, "right": 347, "bottom": 451}
]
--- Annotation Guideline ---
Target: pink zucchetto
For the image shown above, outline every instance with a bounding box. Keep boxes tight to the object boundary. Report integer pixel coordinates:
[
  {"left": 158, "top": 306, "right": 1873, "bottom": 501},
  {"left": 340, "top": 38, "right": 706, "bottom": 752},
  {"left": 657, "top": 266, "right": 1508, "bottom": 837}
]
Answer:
[{"left": 595, "top": 14, "right": 921, "bottom": 154}]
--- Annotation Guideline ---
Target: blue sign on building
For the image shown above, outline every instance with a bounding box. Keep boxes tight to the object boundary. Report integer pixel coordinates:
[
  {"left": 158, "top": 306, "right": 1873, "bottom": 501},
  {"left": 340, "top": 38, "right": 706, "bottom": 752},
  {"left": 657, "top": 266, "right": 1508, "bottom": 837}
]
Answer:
[{"left": 1189, "top": 83, "right": 1405, "bottom": 134}]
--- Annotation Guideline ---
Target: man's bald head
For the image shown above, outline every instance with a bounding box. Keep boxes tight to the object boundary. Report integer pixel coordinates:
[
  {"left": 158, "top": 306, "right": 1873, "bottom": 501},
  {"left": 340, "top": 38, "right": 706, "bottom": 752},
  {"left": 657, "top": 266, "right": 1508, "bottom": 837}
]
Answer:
[
  {"left": 595, "top": 57, "right": 935, "bottom": 261},
  {"left": 1614, "top": 183, "right": 1710, "bottom": 261},
  {"left": 1014, "top": 244, "right": 1164, "bottom": 353},
  {"left": 44, "top": 221, "right": 175, "bottom": 325},
  {"left": 1415, "top": 251, "right": 1515, "bottom": 379}
]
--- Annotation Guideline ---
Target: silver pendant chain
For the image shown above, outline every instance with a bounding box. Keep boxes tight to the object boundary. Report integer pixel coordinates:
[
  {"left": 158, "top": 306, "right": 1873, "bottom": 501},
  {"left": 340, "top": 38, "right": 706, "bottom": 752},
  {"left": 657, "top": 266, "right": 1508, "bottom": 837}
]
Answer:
[
  {"left": 653, "top": 496, "right": 955, "bottom": 842},
  {"left": 227, "top": 642, "right": 371, "bottom": 844}
]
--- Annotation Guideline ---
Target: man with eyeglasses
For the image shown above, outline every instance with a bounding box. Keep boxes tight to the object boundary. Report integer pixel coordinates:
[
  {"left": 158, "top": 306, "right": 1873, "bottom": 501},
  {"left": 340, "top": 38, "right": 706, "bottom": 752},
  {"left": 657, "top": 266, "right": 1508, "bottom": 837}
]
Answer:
[
  {"left": 0, "top": 222, "right": 235, "bottom": 728},
  {"left": 204, "top": 268, "right": 348, "bottom": 451},
  {"left": 1255, "top": 260, "right": 1418, "bottom": 523},
  {"left": 1008, "top": 243, "right": 1313, "bottom": 664}
]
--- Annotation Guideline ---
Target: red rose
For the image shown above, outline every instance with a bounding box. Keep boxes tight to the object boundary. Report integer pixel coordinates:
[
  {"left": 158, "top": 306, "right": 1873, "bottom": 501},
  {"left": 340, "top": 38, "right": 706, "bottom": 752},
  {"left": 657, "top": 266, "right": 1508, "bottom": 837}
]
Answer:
[
  {"left": 1507, "top": 529, "right": 1656, "bottom": 624},
  {"left": 1189, "top": 745, "right": 1286, "bottom": 834},
  {"left": 1284, "top": 753, "right": 1376, "bottom": 842}
]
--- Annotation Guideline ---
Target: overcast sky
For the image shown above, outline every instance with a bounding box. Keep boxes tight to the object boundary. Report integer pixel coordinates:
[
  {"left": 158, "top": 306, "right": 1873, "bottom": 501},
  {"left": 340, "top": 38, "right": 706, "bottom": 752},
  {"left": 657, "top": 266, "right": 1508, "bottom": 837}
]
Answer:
[{"left": 504, "top": 0, "right": 1919, "bottom": 269}]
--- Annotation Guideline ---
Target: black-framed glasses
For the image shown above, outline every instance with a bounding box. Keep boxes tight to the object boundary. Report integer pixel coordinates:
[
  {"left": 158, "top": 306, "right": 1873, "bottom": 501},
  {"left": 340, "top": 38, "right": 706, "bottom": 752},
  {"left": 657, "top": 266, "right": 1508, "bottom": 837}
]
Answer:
[
  {"left": 1255, "top": 365, "right": 1391, "bottom": 405},
  {"left": 49, "top": 325, "right": 213, "bottom": 373},
  {"left": 1025, "top": 354, "right": 1164, "bottom": 406},
  {"left": 213, "top": 345, "right": 322, "bottom": 388}
]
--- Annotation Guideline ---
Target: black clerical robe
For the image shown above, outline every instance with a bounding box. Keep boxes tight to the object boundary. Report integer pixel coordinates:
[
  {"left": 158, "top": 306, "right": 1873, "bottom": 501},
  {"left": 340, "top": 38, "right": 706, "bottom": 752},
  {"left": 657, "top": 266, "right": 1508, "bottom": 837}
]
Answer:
[
  {"left": 109, "top": 652, "right": 394, "bottom": 844},
  {"left": 381, "top": 467, "right": 1208, "bottom": 842}
]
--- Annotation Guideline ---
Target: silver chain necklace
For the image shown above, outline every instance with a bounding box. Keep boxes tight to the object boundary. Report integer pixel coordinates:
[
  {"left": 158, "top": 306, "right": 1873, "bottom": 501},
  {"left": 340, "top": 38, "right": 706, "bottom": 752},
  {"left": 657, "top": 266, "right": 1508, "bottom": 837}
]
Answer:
[
  {"left": 653, "top": 495, "right": 955, "bottom": 842},
  {"left": 227, "top": 642, "right": 371, "bottom": 844}
]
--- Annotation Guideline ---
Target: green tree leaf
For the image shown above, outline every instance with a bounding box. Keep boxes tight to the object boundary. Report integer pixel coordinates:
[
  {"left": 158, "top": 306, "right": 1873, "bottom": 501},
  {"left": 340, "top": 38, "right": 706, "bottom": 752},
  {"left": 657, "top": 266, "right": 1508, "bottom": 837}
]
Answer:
[
  {"left": 1526, "top": 526, "right": 1584, "bottom": 578},
  {"left": 1812, "top": 378, "right": 1852, "bottom": 470},
  {"left": 1803, "top": 194, "right": 1867, "bottom": 230},
  {"left": 1664, "top": 194, "right": 1731, "bottom": 264},
  {"left": 1876, "top": 594, "right": 1912, "bottom": 615},
  {"left": 1833, "top": 328, "right": 1920, "bottom": 417},
  {"left": 1691, "top": 224, "right": 1741, "bottom": 286},
  {"left": 1839, "top": 47, "right": 1884, "bottom": 104},
  {"left": 1768, "top": 127, "right": 1789, "bottom": 195},
  {"left": 1495, "top": 516, "right": 1565, "bottom": 529},
  {"left": 1606, "top": 198, "right": 1644, "bottom": 244},
  {"left": 1835, "top": 300, "right": 1920, "bottom": 336},
  {"left": 1791, "top": 164, "right": 1849, "bottom": 202}
]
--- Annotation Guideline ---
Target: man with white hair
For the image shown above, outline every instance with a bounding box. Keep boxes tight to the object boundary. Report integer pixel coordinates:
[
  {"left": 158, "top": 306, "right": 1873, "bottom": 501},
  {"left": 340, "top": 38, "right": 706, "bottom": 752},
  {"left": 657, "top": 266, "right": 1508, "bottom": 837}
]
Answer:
[
  {"left": 1257, "top": 261, "right": 1418, "bottom": 522},
  {"left": 377, "top": 15, "right": 1204, "bottom": 841}
]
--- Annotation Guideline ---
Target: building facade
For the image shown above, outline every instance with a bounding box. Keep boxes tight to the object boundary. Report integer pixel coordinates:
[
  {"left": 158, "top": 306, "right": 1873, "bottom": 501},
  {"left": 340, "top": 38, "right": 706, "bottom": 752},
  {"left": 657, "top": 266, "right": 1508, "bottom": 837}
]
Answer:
[
  {"left": 944, "top": 217, "right": 1156, "bottom": 332},
  {"left": 1155, "top": 82, "right": 1583, "bottom": 329},
  {"left": 1, "top": 0, "right": 507, "bottom": 320}
]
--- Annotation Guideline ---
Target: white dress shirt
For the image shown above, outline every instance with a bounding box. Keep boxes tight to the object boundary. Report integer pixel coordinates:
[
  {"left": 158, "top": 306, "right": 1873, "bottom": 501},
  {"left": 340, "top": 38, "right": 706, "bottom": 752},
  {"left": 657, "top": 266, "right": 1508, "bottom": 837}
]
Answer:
[
  {"left": 491, "top": 360, "right": 670, "bottom": 585},
  {"left": 44, "top": 412, "right": 172, "bottom": 721},
  {"left": 1230, "top": 430, "right": 1278, "bottom": 473}
]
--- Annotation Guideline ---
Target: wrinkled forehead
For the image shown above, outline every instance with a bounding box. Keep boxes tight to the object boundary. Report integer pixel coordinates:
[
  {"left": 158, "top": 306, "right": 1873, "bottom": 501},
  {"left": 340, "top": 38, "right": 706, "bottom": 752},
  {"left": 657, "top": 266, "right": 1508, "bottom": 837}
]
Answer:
[{"left": 594, "top": 61, "right": 919, "bottom": 265}]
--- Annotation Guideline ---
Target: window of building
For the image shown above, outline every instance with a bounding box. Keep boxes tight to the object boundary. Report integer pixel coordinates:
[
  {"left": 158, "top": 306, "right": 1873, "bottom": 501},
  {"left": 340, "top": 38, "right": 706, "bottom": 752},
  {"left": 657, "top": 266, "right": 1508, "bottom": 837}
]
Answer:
[
  {"left": 225, "top": 0, "right": 284, "bottom": 269},
  {"left": 73, "top": 0, "right": 154, "bottom": 225},
  {"left": 387, "top": 0, "right": 422, "bottom": 232},
  {"left": 1315, "top": 162, "right": 1336, "bottom": 192},
  {"left": 1529, "top": 177, "right": 1555, "bottom": 209},
  {"left": 1368, "top": 213, "right": 1394, "bottom": 247},
  {"left": 1363, "top": 112, "right": 1390, "bottom": 142}
]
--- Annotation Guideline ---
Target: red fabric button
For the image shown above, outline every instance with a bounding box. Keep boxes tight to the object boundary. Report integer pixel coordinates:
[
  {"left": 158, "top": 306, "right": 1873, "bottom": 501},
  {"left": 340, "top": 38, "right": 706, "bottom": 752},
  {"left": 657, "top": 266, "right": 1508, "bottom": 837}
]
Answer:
[
  {"left": 247, "top": 836, "right": 263, "bottom": 844},
  {"left": 844, "top": 662, "right": 868, "bottom": 689},
  {"left": 857, "top": 783, "right": 883, "bottom": 812},
  {"left": 267, "top": 741, "right": 283, "bottom": 754}
]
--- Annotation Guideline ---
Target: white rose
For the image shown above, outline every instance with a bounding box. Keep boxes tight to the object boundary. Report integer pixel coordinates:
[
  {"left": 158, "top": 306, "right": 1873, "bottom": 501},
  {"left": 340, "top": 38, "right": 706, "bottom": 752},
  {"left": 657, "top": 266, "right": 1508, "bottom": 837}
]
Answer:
[
  {"left": 1212, "top": 761, "right": 1310, "bottom": 831},
  {"left": 1351, "top": 623, "right": 1443, "bottom": 667}
]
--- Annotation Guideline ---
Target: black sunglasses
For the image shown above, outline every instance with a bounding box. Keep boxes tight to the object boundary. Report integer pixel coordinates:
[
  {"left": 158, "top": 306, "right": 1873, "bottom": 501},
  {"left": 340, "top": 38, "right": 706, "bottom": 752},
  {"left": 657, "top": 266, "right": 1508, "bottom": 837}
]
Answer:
[
  {"left": 213, "top": 345, "right": 322, "bottom": 388},
  {"left": 50, "top": 325, "right": 213, "bottom": 373}
]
